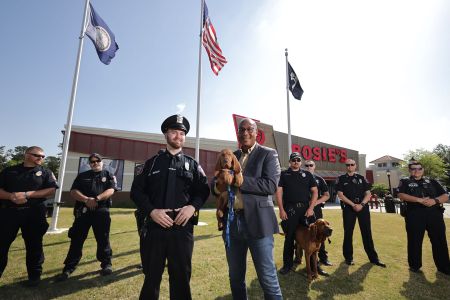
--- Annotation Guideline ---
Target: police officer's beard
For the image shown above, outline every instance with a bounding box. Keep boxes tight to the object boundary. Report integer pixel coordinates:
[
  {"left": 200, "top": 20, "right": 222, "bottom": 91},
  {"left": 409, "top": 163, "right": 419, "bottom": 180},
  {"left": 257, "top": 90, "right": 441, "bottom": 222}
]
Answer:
[{"left": 166, "top": 137, "right": 184, "bottom": 150}]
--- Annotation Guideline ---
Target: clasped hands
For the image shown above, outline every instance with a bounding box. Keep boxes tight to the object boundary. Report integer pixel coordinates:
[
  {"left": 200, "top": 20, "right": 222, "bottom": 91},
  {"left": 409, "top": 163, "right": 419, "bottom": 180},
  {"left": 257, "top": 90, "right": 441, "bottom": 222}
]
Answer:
[{"left": 150, "top": 205, "right": 195, "bottom": 228}]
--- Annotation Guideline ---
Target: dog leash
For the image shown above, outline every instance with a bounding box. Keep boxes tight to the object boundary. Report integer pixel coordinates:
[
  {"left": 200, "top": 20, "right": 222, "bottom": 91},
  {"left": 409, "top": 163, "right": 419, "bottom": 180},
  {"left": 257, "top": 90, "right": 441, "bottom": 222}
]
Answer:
[{"left": 225, "top": 170, "right": 235, "bottom": 248}]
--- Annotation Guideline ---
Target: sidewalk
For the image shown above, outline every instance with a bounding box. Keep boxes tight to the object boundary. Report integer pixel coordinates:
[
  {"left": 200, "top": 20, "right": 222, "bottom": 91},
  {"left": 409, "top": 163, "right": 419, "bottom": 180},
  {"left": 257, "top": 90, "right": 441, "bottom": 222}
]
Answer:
[{"left": 322, "top": 202, "right": 450, "bottom": 218}]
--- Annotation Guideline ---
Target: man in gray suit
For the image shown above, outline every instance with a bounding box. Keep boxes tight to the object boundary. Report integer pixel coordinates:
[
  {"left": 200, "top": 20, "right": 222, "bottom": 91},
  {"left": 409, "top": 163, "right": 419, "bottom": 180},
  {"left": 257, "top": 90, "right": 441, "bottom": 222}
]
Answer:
[{"left": 216, "top": 118, "right": 282, "bottom": 300}]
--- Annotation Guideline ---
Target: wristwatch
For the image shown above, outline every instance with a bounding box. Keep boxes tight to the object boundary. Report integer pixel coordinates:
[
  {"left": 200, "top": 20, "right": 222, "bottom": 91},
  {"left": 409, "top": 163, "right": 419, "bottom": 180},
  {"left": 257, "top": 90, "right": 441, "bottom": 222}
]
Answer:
[
  {"left": 360, "top": 202, "right": 366, "bottom": 207},
  {"left": 434, "top": 198, "right": 440, "bottom": 205},
  {"left": 25, "top": 191, "right": 29, "bottom": 200}
]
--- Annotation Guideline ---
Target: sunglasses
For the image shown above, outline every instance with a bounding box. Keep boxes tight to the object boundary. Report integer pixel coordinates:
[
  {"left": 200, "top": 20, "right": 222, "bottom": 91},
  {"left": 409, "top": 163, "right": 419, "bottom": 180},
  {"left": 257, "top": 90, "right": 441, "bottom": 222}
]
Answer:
[
  {"left": 304, "top": 164, "right": 314, "bottom": 167},
  {"left": 409, "top": 167, "right": 423, "bottom": 171},
  {"left": 238, "top": 127, "right": 255, "bottom": 133},
  {"left": 290, "top": 158, "right": 301, "bottom": 162},
  {"left": 89, "top": 160, "right": 101, "bottom": 164},
  {"left": 346, "top": 163, "right": 355, "bottom": 167},
  {"left": 28, "top": 153, "right": 45, "bottom": 159}
]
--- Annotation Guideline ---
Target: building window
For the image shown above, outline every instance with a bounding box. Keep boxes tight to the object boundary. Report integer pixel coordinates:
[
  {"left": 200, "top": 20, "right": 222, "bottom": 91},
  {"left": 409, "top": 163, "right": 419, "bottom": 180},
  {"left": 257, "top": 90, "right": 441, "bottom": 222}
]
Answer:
[
  {"left": 377, "top": 163, "right": 387, "bottom": 168},
  {"left": 392, "top": 162, "right": 399, "bottom": 167}
]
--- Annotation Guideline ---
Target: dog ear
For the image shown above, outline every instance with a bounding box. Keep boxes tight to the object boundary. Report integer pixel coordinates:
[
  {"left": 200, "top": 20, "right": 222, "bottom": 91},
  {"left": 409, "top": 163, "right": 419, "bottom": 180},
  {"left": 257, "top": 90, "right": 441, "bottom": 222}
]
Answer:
[
  {"left": 310, "top": 224, "right": 318, "bottom": 241},
  {"left": 215, "top": 152, "right": 224, "bottom": 171},
  {"left": 232, "top": 154, "right": 241, "bottom": 174}
]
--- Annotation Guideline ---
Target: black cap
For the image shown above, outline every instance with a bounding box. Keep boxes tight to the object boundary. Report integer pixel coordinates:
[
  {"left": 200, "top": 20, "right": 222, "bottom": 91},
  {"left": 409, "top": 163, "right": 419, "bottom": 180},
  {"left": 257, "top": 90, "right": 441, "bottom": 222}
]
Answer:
[
  {"left": 289, "top": 152, "right": 301, "bottom": 161},
  {"left": 408, "top": 157, "right": 420, "bottom": 167},
  {"left": 88, "top": 153, "right": 102, "bottom": 161},
  {"left": 161, "top": 114, "right": 190, "bottom": 134}
]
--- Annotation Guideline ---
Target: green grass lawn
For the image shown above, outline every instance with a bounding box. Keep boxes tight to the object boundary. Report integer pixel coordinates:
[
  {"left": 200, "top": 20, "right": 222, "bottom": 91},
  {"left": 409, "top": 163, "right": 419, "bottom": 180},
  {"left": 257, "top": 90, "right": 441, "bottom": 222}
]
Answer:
[{"left": 0, "top": 208, "right": 449, "bottom": 299}]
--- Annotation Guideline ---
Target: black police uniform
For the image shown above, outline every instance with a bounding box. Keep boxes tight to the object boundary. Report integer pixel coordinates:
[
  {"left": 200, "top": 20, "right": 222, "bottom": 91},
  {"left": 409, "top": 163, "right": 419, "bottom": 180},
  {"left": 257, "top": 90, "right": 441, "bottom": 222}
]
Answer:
[
  {"left": 312, "top": 174, "right": 329, "bottom": 263},
  {"left": 279, "top": 168, "right": 317, "bottom": 269},
  {"left": 0, "top": 163, "right": 58, "bottom": 280},
  {"left": 62, "top": 169, "right": 117, "bottom": 273},
  {"left": 398, "top": 177, "right": 450, "bottom": 274},
  {"left": 336, "top": 173, "right": 379, "bottom": 263},
  {"left": 131, "top": 149, "right": 210, "bottom": 300}
]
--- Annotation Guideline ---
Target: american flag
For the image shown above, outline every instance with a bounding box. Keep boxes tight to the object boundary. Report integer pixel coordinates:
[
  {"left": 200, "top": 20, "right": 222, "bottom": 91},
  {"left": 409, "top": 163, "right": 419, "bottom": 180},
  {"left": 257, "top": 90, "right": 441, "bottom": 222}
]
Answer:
[{"left": 202, "top": 3, "right": 227, "bottom": 75}]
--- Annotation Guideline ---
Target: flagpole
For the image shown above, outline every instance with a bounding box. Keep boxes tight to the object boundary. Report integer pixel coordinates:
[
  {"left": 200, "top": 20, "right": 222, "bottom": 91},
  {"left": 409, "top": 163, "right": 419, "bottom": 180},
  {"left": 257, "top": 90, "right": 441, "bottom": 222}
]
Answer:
[
  {"left": 285, "top": 48, "right": 292, "bottom": 154},
  {"left": 48, "top": 0, "right": 91, "bottom": 233},
  {"left": 194, "top": 0, "right": 205, "bottom": 162}
]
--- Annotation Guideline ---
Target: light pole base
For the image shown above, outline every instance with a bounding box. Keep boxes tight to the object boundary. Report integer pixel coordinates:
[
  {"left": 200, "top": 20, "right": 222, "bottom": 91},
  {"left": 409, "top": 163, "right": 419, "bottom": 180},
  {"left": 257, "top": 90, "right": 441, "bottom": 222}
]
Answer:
[{"left": 46, "top": 228, "right": 69, "bottom": 235}]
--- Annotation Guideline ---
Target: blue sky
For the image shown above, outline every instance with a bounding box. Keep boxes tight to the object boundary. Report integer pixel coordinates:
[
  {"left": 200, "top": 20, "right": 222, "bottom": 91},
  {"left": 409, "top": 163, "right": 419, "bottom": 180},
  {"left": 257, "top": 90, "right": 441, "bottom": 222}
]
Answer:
[{"left": 1, "top": 0, "right": 449, "bottom": 164}]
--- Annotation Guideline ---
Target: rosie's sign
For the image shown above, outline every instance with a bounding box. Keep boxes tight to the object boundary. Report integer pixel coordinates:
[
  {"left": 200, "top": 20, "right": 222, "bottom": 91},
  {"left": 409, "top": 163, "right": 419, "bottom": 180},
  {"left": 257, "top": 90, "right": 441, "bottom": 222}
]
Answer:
[{"left": 291, "top": 144, "right": 347, "bottom": 163}]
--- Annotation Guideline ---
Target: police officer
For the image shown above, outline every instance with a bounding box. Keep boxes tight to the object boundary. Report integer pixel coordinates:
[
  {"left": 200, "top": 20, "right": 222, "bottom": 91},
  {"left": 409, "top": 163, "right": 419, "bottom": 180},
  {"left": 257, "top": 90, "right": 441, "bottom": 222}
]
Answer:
[
  {"left": 275, "top": 152, "right": 318, "bottom": 275},
  {"left": 56, "top": 153, "right": 117, "bottom": 281},
  {"left": 397, "top": 159, "right": 450, "bottom": 275},
  {"left": 131, "top": 114, "right": 210, "bottom": 300},
  {"left": 336, "top": 158, "right": 386, "bottom": 267},
  {"left": 304, "top": 159, "right": 332, "bottom": 273},
  {"left": 0, "top": 146, "right": 58, "bottom": 286}
]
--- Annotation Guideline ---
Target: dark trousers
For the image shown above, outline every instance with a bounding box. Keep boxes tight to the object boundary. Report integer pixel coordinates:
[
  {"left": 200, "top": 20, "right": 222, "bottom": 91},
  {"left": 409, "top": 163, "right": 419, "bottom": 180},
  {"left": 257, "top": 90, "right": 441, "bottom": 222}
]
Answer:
[
  {"left": 63, "top": 207, "right": 112, "bottom": 272},
  {"left": 342, "top": 205, "right": 378, "bottom": 262},
  {"left": 405, "top": 206, "right": 450, "bottom": 272},
  {"left": 0, "top": 205, "right": 49, "bottom": 279},
  {"left": 313, "top": 206, "right": 328, "bottom": 262},
  {"left": 283, "top": 204, "right": 307, "bottom": 268},
  {"left": 140, "top": 222, "right": 194, "bottom": 300}
]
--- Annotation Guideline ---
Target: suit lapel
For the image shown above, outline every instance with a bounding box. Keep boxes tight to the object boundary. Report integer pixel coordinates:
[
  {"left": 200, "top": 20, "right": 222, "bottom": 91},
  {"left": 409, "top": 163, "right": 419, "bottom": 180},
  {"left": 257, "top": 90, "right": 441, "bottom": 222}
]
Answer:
[{"left": 243, "top": 144, "right": 260, "bottom": 175}]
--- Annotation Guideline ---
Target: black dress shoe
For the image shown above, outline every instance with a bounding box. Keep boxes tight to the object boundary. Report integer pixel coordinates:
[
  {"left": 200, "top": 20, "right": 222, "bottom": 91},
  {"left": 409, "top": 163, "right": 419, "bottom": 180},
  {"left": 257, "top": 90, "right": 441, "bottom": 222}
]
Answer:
[
  {"left": 24, "top": 276, "right": 41, "bottom": 287},
  {"left": 409, "top": 267, "right": 422, "bottom": 273},
  {"left": 372, "top": 261, "right": 387, "bottom": 268},
  {"left": 320, "top": 260, "right": 333, "bottom": 266},
  {"left": 279, "top": 266, "right": 292, "bottom": 275},
  {"left": 345, "top": 260, "right": 355, "bottom": 266},
  {"left": 55, "top": 271, "right": 71, "bottom": 282},
  {"left": 317, "top": 267, "right": 329, "bottom": 277}
]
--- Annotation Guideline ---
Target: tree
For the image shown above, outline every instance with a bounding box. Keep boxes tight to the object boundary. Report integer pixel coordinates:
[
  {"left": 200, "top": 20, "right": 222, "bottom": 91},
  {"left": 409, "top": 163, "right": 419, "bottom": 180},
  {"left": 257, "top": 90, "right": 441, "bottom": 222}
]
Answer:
[
  {"left": 44, "top": 156, "right": 60, "bottom": 178},
  {"left": 402, "top": 149, "right": 448, "bottom": 184},
  {"left": 0, "top": 146, "right": 9, "bottom": 172},
  {"left": 371, "top": 183, "right": 389, "bottom": 197},
  {"left": 433, "top": 144, "right": 450, "bottom": 189},
  {"left": 6, "top": 146, "right": 28, "bottom": 167}
]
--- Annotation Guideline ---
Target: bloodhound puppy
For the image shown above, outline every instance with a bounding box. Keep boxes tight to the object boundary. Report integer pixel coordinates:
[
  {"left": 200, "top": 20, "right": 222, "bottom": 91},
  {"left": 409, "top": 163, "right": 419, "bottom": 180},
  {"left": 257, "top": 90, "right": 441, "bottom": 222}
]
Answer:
[
  {"left": 214, "top": 149, "right": 243, "bottom": 230},
  {"left": 295, "top": 219, "right": 333, "bottom": 280}
]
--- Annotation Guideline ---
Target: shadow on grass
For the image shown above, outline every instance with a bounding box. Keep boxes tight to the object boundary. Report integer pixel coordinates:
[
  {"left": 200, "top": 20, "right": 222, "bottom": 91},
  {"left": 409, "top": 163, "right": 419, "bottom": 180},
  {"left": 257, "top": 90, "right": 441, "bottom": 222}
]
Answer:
[
  {"left": 0, "top": 265, "right": 142, "bottom": 300},
  {"left": 10, "top": 229, "right": 137, "bottom": 252},
  {"left": 194, "top": 233, "right": 222, "bottom": 242},
  {"left": 400, "top": 269, "right": 450, "bottom": 299},
  {"left": 42, "top": 248, "right": 140, "bottom": 275},
  {"left": 311, "top": 262, "right": 373, "bottom": 299},
  {"left": 109, "top": 210, "right": 135, "bottom": 216}
]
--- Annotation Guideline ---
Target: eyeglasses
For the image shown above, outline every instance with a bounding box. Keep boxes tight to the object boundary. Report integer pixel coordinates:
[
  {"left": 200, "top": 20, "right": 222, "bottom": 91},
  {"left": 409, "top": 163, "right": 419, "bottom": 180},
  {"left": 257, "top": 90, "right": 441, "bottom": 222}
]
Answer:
[
  {"left": 409, "top": 167, "right": 423, "bottom": 171},
  {"left": 89, "top": 160, "right": 101, "bottom": 164},
  {"left": 304, "top": 164, "right": 314, "bottom": 167},
  {"left": 238, "top": 127, "right": 255, "bottom": 133},
  {"left": 346, "top": 163, "right": 355, "bottom": 167},
  {"left": 290, "top": 158, "right": 301, "bottom": 163},
  {"left": 28, "top": 153, "right": 45, "bottom": 159}
]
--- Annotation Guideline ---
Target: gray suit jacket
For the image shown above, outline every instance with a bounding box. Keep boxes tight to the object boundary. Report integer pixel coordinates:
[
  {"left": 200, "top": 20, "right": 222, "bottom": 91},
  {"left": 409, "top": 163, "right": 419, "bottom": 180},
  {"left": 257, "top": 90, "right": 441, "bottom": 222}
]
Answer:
[{"left": 234, "top": 144, "right": 281, "bottom": 239}]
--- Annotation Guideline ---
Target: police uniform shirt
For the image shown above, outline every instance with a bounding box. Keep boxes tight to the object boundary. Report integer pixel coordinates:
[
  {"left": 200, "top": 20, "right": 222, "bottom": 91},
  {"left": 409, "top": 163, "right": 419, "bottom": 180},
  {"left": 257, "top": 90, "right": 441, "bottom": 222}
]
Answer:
[
  {"left": 131, "top": 150, "right": 210, "bottom": 217},
  {"left": 336, "top": 173, "right": 369, "bottom": 202},
  {"left": 313, "top": 174, "right": 329, "bottom": 198},
  {"left": 71, "top": 169, "right": 117, "bottom": 209},
  {"left": 0, "top": 163, "right": 59, "bottom": 206},
  {"left": 278, "top": 168, "right": 317, "bottom": 204},
  {"left": 398, "top": 177, "right": 446, "bottom": 207}
]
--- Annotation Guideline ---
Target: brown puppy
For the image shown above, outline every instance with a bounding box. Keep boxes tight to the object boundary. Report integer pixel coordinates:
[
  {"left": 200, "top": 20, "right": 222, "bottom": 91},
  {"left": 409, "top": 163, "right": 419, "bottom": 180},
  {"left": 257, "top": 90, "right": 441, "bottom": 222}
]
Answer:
[
  {"left": 295, "top": 219, "right": 332, "bottom": 280},
  {"left": 214, "top": 149, "right": 243, "bottom": 230}
]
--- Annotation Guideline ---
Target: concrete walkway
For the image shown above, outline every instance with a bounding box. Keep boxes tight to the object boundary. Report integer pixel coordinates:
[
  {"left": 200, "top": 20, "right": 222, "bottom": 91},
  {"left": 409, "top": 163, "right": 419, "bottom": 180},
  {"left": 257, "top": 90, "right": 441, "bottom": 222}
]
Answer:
[{"left": 322, "top": 202, "right": 450, "bottom": 218}]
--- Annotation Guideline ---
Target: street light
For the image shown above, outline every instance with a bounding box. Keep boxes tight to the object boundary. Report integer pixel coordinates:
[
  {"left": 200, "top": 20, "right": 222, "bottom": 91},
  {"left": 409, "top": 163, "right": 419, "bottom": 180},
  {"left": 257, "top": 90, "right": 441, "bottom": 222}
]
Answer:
[{"left": 386, "top": 169, "right": 392, "bottom": 195}]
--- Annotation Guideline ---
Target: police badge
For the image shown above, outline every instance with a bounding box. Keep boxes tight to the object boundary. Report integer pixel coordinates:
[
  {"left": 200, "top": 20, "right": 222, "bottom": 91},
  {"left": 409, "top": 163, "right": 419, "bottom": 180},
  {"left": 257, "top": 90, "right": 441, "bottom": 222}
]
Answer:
[{"left": 35, "top": 171, "right": 42, "bottom": 177}]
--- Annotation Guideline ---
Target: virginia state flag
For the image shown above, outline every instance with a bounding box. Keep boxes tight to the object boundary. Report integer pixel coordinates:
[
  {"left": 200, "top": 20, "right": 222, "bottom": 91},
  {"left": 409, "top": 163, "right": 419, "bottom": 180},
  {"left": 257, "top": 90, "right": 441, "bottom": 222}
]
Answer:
[
  {"left": 288, "top": 62, "right": 304, "bottom": 100},
  {"left": 85, "top": 4, "right": 119, "bottom": 65}
]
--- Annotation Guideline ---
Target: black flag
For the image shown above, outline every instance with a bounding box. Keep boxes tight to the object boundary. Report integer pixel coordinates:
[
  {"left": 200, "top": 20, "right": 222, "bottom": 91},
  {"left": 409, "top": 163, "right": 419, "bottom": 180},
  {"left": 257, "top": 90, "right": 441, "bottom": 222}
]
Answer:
[{"left": 288, "top": 63, "right": 304, "bottom": 100}]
